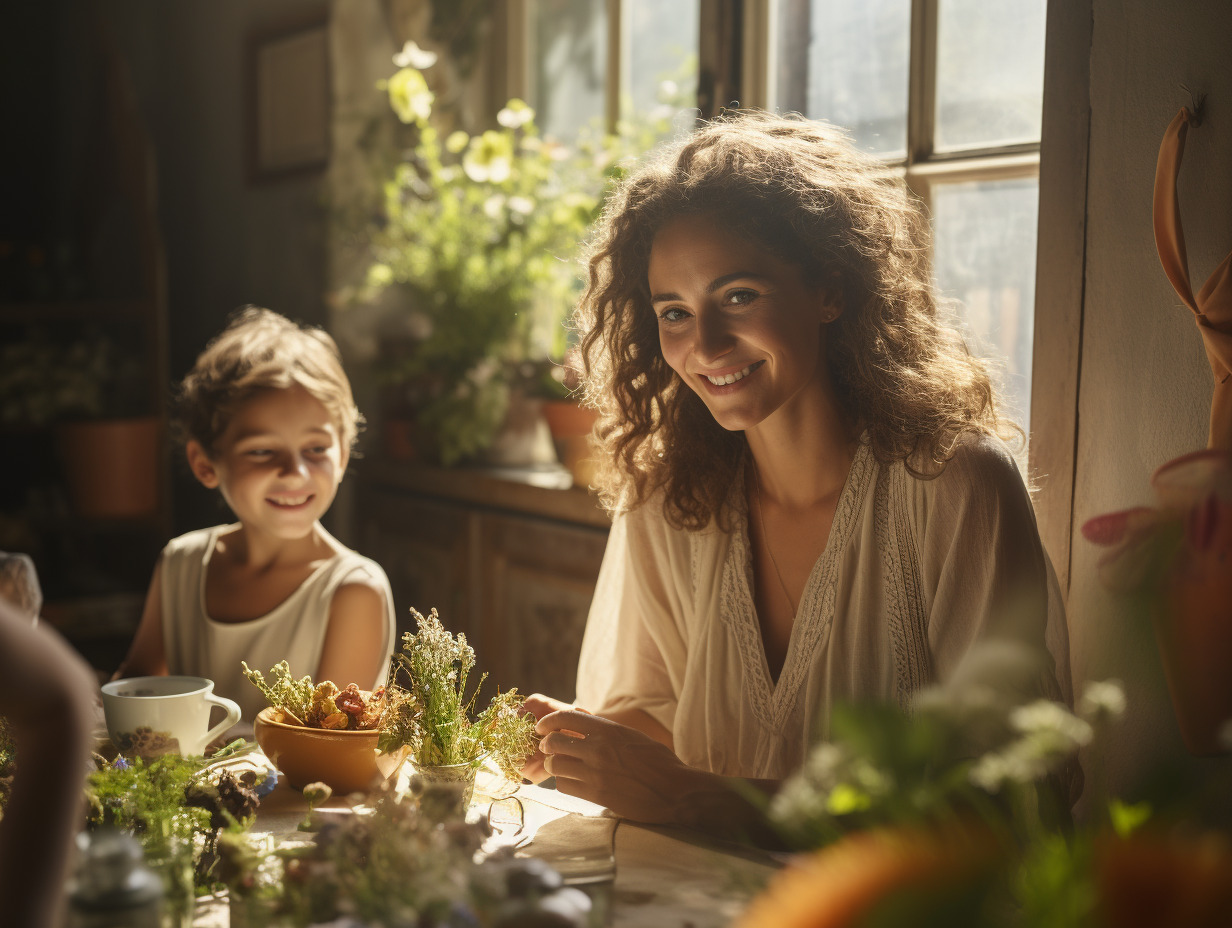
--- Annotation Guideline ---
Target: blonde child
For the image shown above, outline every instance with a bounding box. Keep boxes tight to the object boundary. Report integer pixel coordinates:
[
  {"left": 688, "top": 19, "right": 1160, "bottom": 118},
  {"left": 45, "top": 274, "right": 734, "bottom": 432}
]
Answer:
[{"left": 115, "top": 308, "right": 396, "bottom": 722}]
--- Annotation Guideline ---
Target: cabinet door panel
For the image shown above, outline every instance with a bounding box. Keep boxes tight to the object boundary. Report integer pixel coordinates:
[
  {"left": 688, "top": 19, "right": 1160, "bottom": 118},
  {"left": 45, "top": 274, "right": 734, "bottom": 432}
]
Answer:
[
  {"left": 479, "top": 515, "right": 609, "bottom": 701},
  {"left": 358, "top": 493, "right": 477, "bottom": 642}
]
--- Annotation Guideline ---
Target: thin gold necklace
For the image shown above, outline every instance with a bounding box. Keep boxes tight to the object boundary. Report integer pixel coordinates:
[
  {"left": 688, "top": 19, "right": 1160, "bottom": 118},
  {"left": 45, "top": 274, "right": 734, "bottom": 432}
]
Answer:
[{"left": 750, "top": 458, "right": 797, "bottom": 616}]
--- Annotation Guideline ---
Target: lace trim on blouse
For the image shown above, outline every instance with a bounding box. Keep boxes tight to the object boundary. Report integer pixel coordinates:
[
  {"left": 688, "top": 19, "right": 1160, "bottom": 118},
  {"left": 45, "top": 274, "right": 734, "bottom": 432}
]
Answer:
[
  {"left": 718, "top": 442, "right": 878, "bottom": 733},
  {"left": 874, "top": 460, "right": 934, "bottom": 707}
]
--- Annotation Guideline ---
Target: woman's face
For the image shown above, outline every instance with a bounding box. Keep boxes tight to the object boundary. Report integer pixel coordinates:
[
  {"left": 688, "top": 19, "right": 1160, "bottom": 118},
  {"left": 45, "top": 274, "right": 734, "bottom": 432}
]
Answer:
[{"left": 647, "top": 213, "right": 840, "bottom": 433}]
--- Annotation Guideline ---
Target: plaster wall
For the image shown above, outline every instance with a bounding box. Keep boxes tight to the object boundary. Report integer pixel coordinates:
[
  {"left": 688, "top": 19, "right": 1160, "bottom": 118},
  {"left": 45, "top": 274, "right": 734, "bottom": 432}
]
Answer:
[
  {"left": 1068, "top": 0, "right": 1232, "bottom": 804},
  {"left": 107, "top": 0, "right": 333, "bottom": 535}
]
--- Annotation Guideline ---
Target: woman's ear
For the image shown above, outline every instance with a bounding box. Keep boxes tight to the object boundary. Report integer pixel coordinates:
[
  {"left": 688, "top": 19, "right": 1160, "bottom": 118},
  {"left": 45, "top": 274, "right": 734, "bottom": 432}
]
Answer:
[
  {"left": 817, "top": 291, "right": 843, "bottom": 324},
  {"left": 811, "top": 271, "right": 844, "bottom": 324},
  {"left": 185, "top": 441, "right": 220, "bottom": 489}
]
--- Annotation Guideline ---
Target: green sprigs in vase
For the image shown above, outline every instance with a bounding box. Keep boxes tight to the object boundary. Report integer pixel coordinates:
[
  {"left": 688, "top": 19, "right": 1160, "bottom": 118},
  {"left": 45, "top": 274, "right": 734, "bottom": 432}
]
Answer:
[{"left": 382, "top": 607, "right": 536, "bottom": 782}]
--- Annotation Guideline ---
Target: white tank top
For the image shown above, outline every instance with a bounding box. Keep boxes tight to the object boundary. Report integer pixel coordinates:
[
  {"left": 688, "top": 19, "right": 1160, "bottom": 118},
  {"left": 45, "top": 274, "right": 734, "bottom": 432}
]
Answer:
[{"left": 159, "top": 524, "right": 397, "bottom": 723}]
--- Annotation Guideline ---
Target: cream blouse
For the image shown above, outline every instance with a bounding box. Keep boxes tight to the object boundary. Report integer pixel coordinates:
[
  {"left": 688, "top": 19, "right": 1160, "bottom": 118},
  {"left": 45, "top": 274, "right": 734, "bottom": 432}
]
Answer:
[{"left": 575, "top": 434, "right": 1070, "bottom": 780}]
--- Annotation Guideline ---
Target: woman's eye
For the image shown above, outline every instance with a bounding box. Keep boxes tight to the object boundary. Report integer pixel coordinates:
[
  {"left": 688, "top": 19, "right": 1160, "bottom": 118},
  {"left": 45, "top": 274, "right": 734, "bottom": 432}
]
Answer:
[
  {"left": 725, "top": 289, "right": 757, "bottom": 306},
  {"left": 245, "top": 449, "right": 272, "bottom": 459},
  {"left": 658, "top": 307, "right": 689, "bottom": 323}
]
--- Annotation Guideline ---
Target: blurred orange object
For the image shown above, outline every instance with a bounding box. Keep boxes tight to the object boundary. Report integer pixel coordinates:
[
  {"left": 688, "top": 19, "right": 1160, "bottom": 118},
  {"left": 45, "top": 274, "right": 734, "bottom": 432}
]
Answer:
[
  {"left": 735, "top": 826, "right": 1000, "bottom": 928},
  {"left": 1096, "top": 829, "right": 1232, "bottom": 928}
]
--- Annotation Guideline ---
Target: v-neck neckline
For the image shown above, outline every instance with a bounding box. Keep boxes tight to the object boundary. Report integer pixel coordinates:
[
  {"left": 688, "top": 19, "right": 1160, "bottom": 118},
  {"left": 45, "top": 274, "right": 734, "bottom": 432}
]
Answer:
[{"left": 720, "top": 440, "right": 876, "bottom": 731}]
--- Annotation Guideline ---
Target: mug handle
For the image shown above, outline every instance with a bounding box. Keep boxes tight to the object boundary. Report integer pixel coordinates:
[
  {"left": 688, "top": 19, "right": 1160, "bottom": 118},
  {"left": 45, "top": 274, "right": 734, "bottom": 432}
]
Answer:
[{"left": 204, "top": 693, "right": 242, "bottom": 747}]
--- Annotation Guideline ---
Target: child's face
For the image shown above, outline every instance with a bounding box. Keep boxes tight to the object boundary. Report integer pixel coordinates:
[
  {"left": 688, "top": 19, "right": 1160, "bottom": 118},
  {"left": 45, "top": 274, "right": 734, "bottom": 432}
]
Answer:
[{"left": 187, "top": 385, "right": 347, "bottom": 540}]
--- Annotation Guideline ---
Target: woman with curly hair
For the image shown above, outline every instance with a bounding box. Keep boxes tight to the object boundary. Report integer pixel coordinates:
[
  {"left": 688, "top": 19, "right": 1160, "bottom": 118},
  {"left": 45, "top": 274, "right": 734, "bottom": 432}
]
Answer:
[{"left": 524, "top": 112, "right": 1070, "bottom": 831}]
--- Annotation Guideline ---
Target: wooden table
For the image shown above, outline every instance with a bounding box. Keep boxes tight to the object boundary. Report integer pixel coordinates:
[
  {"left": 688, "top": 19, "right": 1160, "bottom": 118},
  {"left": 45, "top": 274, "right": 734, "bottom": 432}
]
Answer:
[{"left": 193, "top": 758, "right": 781, "bottom": 927}]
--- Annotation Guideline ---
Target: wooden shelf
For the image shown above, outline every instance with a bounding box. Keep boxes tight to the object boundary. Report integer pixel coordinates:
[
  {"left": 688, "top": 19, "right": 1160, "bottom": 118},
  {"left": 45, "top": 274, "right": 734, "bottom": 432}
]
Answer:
[{"left": 355, "top": 458, "right": 611, "bottom": 530}]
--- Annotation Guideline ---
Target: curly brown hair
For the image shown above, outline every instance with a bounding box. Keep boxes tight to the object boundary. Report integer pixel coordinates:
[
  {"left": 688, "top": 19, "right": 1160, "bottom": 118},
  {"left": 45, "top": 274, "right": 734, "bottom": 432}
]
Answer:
[
  {"left": 175, "top": 307, "right": 362, "bottom": 457},
  {"left": 576, "top": 111, "right": 1017, "bottom": 530}
]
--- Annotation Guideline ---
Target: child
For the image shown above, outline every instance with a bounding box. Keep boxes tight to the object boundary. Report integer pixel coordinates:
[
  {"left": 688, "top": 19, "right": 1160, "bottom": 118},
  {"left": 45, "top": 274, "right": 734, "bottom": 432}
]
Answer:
[{"left": 114, "top": 307, "right": 397, "bottom": 723}]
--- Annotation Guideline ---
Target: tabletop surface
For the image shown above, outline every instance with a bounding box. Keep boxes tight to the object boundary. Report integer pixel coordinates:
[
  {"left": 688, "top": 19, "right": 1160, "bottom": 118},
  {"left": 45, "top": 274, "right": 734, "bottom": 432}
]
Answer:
[{"left": 190, "top": 751, "right": 781, "bottom": 927}]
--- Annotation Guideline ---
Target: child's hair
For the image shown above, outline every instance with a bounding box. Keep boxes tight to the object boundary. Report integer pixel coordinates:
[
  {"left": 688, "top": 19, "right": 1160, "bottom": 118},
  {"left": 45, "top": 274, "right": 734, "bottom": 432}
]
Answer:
[
  {"left": 575, "top": 110, "right": 1017, "bottom": 530},
  {"left": 175, "top": 307, "right": 362, "bottom": 455}
]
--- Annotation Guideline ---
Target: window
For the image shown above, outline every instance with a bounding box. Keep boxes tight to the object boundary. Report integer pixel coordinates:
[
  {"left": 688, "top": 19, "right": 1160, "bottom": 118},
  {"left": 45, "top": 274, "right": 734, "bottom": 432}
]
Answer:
[
  {"left": 508, "top": 0, "right": 701, "bottom": 146},
  {"left": 765, "top": 0, "right": 1048, "bottom": 428}
]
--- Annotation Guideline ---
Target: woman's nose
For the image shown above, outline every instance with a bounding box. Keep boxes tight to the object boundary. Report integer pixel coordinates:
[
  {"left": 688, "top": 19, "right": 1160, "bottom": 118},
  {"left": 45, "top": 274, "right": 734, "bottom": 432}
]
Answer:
[{"left": 693, "top": 312, "right": 734, "bottom": 363}]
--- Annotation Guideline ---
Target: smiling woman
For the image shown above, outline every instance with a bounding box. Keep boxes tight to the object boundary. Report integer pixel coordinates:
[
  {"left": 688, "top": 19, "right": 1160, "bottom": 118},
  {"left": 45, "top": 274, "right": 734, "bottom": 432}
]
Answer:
[
  {"left": 521, "top": 112, "right": 1075, "bottom": 837},
  {"left": 113, "top": 309, "right": 397, "bottom": 722}
]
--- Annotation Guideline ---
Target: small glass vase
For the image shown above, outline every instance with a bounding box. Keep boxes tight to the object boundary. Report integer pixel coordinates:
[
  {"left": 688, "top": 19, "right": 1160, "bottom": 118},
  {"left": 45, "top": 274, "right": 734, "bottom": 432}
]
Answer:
[{"left": 411, "top": 761, "right": 478, "bottom": 818}]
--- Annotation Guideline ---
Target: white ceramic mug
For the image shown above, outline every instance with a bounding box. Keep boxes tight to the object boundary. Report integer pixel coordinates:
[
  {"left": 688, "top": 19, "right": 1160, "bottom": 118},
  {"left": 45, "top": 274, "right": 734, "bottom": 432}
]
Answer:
[{"left": 101, "top": 676, "right": 241, "bottom": 758}]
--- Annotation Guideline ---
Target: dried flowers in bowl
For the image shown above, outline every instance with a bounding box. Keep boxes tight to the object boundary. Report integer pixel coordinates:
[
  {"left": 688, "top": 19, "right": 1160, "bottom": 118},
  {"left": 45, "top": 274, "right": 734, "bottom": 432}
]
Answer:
[{"left": 242, "top": 661, "right": 417, "bottom": 793}]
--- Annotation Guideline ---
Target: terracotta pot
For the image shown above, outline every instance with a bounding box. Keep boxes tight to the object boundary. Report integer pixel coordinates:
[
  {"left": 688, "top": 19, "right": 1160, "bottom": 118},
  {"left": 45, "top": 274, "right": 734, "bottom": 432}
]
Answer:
[
  {"left": 56, "top": 416, "right": 160, "bottom": 519},
  {"left": 541, "top": 400, "right": 599, "bottom": 438},
  {"left": 253, "top": 707, "right": 410, "bottom": 794},
  {"left": 541, "top": 401, "right": 599, "bottom": 486}
]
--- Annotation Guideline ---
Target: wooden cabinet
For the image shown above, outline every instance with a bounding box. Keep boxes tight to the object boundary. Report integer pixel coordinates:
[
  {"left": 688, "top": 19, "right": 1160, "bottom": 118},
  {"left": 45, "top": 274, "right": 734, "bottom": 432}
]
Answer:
[{"left": 355, "top": 460, "right": 610, "bottom": 702}]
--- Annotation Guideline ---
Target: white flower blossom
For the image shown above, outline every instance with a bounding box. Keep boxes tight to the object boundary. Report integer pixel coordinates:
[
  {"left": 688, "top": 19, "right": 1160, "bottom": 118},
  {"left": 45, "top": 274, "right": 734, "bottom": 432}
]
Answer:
[
  {"left": 1010, "top": 700, "right": 1094, "bottom": 748},
  {"left": 393, "top": 40, "right": 437, "bottom": 69},
  {"left": 482, "top": 195, "right": 506, "bottom": 219},
  {"left": 1078, "top": 679, "right": 1127, "bottom": 725},
  {"left": 496, "top": 100, "right": 535, "bottom": 128},
  {"left": 508, "top": 196, "right": 535, "bottom": 215}
]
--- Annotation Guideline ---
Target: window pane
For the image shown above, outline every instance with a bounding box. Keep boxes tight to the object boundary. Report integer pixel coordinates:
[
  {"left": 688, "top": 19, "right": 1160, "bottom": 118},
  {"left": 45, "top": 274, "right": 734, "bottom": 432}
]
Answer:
[
  {"left": 620, "top": 0, "right": 700, "bottom": 146},
  {"left": 930, "top": 177, "right": 1039, "bottom": 425},
  {"left": 774, "top": 0, "right": 911, "bottom": 158},
  {"left": 934, "top": 0, "right": 1046, "bottom": 151},
  {"left": 528, "top": 0, "right": 607, "bottom": 141}
]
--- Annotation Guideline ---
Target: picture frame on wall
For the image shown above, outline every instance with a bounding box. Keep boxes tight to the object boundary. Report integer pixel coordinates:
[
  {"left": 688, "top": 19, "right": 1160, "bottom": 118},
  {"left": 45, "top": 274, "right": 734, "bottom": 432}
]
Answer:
[{"left": 248, "top": 16, "right": 330, "bottom": 181}]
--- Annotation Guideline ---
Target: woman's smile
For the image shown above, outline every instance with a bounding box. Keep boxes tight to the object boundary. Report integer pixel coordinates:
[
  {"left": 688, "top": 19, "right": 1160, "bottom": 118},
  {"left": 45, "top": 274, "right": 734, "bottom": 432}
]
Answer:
[{"left": 698, "top": 360, "right": 766, "bottom": 391}]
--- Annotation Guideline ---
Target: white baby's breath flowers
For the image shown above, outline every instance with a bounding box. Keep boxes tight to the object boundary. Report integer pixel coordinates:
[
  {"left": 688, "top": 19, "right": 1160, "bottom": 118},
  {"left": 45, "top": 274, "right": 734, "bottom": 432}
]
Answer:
[
  {"left": 1010, "top": 700, "right": 1094, "bottom": 747},
  {"left": 1078, "top": 679, "right": 1127, "bottom": 725},
  {"left": 393, "top": 40, "right": 438, "bottom": 69},
  {"left": 769, "top": 775, "right": 830, "bottom": 824},
  {"left": 801, "top": 742, "right": 849, "bottom": 785},
  {"left": 968, "top": 699, "right": 1091, "bottom": 793}
]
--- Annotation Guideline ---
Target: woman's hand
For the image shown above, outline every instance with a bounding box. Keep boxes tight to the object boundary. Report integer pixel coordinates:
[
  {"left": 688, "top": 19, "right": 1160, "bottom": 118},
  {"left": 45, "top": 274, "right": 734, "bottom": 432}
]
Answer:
[
  {"left": 535, "top": 708, "right": 709, "bottom": 825},
  {"left": 519, "top": 693, "right": 590, "bottom": 783}
]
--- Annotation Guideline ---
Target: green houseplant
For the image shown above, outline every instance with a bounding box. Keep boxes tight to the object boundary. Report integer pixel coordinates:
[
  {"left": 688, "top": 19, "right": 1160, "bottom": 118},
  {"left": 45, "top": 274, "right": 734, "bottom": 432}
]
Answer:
[{"left": 360, "top": 62, "right": 621, "bottom": 466}]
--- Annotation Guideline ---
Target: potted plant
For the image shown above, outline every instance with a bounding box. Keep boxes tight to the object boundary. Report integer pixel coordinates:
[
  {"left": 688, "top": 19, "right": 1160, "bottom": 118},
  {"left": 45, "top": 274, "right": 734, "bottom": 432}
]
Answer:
[
  {"left": 0, "top": 329, "right": 159, "bottom": 519},
  {"left": 355, "top": 60, "right": 622, "bottom": 467},
  {"left": 380, "top": 607, "right": 536, "bottom": 809}
]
